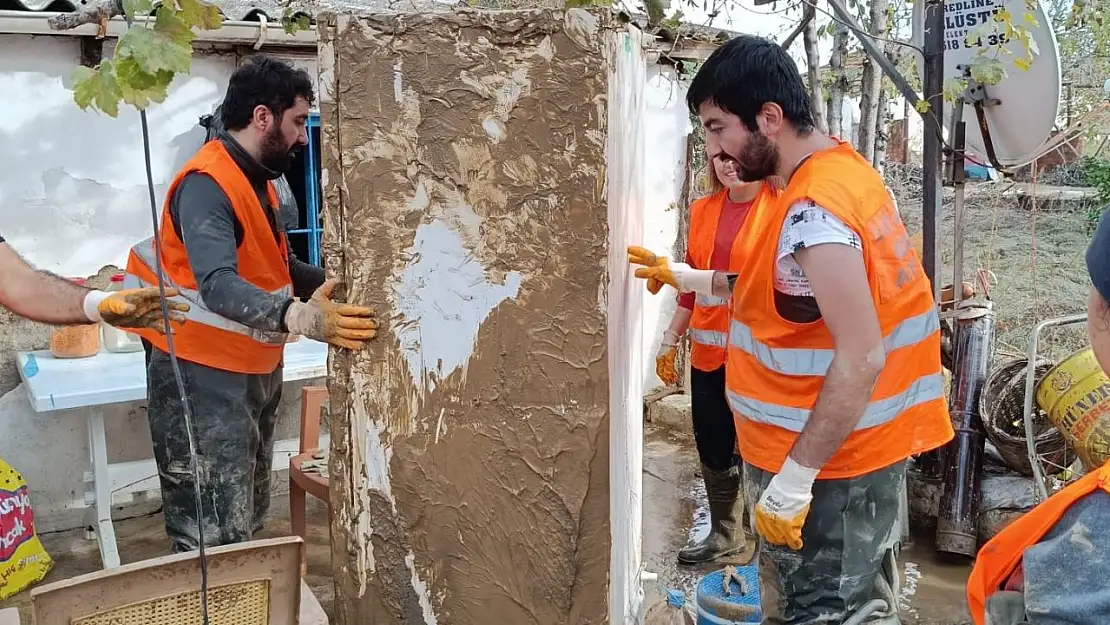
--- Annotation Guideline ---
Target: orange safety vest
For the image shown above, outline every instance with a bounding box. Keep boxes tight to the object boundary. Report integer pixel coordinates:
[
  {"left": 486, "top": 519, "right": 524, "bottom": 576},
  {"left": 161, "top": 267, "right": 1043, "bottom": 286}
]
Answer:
[
  {"left": 725, "top": 141, "right": 953, "bottom": 479},
  {"left": 124, "top": 141, "right": 294, "bottom": 375},
  {"left": 966, "top": 459, "right": 1110, "bottom": 624},
  {"left": 686, "top": 183, "right": 779, "bottom": 372}
]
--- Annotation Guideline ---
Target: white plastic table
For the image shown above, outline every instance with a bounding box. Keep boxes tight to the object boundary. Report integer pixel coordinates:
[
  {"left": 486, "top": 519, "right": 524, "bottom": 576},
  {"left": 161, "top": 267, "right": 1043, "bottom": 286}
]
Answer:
[{"left": 16, "top": 338, "right": 328, "bottom": 569}]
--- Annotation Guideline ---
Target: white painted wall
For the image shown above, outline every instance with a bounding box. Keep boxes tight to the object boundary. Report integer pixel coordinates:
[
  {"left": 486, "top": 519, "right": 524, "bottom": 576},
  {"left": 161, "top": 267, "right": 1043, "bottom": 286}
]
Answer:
[
  {"left": 638, "top": 65, "right": 691, "bottom": 392},
  {"left": 0, "top": 35, "right": 323, "bottom": 533}
]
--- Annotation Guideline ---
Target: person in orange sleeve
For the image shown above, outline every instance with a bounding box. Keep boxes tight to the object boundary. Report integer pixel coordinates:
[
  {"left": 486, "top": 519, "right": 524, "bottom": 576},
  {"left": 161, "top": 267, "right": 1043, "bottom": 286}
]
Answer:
[
  {"left": 966, "top": 207, "right": 1110, "bottom": 625},
  {"left": 629, "top": 35, "right": 952, "bottom": 623},
  {"left": 654, "top": 154, "right": 780, "bottom": 564}
]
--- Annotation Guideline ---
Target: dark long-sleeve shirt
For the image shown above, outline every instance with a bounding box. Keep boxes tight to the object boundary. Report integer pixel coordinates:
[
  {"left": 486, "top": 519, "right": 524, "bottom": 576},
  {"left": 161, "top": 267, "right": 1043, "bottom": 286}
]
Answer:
[{"left": 169, "top": 132, "right": 325, "bottom": 333}]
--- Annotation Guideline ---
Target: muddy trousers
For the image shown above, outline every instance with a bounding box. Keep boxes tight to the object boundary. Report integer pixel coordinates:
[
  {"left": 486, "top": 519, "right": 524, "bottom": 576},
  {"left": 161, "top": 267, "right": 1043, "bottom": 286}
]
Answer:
[
  {"left": 743, "top": 460, "right": 905, "bottom": 625},
  {"left": 145, "top": 344, "right": 283, "bottom": 553}
]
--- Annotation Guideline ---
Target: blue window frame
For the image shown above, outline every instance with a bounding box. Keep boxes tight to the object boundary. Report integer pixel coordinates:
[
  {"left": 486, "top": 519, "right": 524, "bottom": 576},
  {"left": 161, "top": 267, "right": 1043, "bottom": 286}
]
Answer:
[{"left": 286, "top": 112, "right": 324, "bottom": 266}]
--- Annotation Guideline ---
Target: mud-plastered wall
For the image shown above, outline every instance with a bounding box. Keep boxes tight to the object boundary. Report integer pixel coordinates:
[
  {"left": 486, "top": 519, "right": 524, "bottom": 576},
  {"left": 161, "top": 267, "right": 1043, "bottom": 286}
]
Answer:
[{"left": 319, "top": 9, "right": 644, "bottom": 625}]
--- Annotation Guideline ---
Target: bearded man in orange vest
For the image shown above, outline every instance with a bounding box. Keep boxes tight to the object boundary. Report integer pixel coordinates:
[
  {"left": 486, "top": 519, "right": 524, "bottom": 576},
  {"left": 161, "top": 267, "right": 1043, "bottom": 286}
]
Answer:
[
  {"left": 966, "top": 208, "right": 1110, "bottom": 625},
  {"left": 654, "top": 154, "right": 780, "bottom": 564},
  {"left": 630, "top": 35, "right": 953, "bottom": 623},
  {"left": 124, "top": 55, "right": 377, "bottom": 553}
]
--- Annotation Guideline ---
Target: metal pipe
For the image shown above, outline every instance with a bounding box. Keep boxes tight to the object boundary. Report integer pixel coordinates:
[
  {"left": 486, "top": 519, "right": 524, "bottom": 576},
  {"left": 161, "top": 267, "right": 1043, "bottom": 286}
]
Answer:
[
  {"left": 922, "top": 0, "right": 946, "bottom": 299},
  {"left": 1023, "top": 313, "right": 1088, "bottom": 502},
  {"left": 936, "top": 301, "right": 995, "bottom": 557},
  {"left": 952, "top": 121, "right": 967, "bottom": 308}
]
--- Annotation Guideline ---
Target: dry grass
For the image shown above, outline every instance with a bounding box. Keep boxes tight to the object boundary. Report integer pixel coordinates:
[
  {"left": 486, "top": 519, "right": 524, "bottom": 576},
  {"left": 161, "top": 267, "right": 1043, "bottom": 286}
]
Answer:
[{"left": 887, "top": 164, "right": 1096, "bottom": 366}]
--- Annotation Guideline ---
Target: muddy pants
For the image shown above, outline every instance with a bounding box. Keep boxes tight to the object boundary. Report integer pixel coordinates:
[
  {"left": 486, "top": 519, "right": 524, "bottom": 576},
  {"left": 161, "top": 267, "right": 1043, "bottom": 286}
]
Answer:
[
  {"left": 743, "top": 460, "right": 905, "bottom": 625},
  {"left": 145, "top": 343, "right": 283, "bottom": 553}
]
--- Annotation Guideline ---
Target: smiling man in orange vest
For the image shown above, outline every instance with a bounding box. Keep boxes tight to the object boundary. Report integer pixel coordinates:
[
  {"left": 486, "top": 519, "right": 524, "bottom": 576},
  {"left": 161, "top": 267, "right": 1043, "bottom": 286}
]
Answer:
[
  {"left": 630, "top": 35, "right": 953, "bottom": 623},
  {"left": 966, "top": 208, "right": 1110, "bottom": 625},
  {"left": 125, "top": 55, "right": 378, "bottom": 554}
]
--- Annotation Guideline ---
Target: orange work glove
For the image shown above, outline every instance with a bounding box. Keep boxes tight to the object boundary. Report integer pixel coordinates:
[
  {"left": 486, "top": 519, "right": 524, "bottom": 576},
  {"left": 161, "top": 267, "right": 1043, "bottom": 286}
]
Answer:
[
  {"left": 90, "top": 287, "right": 189, "bottom": 332},
  {"left": 628, "top": 246, "right": 681, "bottom": 290},
  {"left": 284, "top": 279, "right": 379, "bottom": 350},
  {"left": 753, "top": 457, "right": 820, "bottom": 551},
  {"left": 656, "top": 330, "right": 680, "bottom": 385}
]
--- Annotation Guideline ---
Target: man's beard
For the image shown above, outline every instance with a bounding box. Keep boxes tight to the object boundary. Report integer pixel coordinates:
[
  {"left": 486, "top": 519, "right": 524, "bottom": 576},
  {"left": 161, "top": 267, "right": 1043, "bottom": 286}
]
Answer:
[
  {"left": 259, "top": 125, "right": 297, "bottom": 173},
  {"left": 735, "top": 130, "right": 779, "bottom": 182}
]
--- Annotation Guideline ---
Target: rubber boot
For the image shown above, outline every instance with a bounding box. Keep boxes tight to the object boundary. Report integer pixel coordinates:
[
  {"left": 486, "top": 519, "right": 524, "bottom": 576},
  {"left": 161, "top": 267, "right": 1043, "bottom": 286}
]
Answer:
[{"left": 678, "top": 464, "right": 746, "bottom": 565}]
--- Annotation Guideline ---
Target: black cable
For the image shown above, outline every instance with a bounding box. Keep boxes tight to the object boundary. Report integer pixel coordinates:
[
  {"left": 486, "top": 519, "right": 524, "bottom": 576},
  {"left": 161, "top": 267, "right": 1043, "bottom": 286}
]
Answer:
[{"left": 139, "top": 110, "right": 211, "bottom": 625}]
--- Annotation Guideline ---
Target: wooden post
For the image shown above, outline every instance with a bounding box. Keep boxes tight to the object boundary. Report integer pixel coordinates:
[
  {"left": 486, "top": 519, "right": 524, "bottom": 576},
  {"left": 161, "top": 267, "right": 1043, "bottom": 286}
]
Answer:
[{"left": 318, "top": 9, "right": 647, "bottom": 624}]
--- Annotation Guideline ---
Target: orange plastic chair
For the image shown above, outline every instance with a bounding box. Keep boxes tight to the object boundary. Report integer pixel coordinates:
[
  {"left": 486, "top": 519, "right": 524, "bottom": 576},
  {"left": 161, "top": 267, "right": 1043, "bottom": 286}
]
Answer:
[{"left": 289, "top": 386, "right": 330, "bottom": 576}]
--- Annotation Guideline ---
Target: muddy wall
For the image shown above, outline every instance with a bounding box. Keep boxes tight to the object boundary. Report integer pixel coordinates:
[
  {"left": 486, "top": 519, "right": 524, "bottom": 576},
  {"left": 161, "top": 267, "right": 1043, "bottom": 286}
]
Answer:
[{"left": 320, "top": 9, "right": 644, "bottom": 624}]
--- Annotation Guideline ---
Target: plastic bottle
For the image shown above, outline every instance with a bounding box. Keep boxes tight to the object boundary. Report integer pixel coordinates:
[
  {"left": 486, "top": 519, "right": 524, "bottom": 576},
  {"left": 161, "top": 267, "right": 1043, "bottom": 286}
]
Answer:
[
  {"left": 101, "top": 273, "right": 144, "bottom": 353},
  {"left": 50, "top": 278, "right": 100, "bottom": 359}
]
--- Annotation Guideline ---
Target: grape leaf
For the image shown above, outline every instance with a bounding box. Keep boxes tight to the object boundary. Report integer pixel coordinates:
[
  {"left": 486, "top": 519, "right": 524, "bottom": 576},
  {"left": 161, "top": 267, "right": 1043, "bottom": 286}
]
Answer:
[
  {"left": 73, "top": 62, "right": 122, "bottom": 118},
  {"left": 970, "top": 57, "right": 1005, "bottom": 85},
  {"left": 122, "top": 0, "right": 153, "bottom": 19},
  {"left": 177, "top": 0, "right": 223, "bottom": 30},
  {"left": 116, "top": 15, "right": 193, "bottom": 76},
  {"left": 115, "top": 55, "right": 174, "bottom": 110}
]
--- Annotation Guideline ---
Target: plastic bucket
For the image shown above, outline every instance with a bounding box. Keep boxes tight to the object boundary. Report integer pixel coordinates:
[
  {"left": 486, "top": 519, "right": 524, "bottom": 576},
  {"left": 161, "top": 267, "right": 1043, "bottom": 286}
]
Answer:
[
  {"left": 1036, "top": 347, "right": 1110, "bottom": 470},
  {"left": 695, "top": 566, "right": 761, "bottom": 624}
]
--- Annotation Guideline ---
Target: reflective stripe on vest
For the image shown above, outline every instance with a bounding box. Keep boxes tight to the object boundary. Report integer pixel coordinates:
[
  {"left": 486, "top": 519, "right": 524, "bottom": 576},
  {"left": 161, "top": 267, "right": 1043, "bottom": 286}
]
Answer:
[
  {"left": 695, "top": 292, "right": 728, "bottom": 308},
  {"left": 689, "top": 327, "right": 727, "bottom": 348},
  {"left": 126, "top": 238, "right": 292, "bottom": 345},
  {"left": 728, "top": 371, "right": 945, "bottom": 433},
  {"left": 729, "top": 308, "right": 940, "bottom": 377}
]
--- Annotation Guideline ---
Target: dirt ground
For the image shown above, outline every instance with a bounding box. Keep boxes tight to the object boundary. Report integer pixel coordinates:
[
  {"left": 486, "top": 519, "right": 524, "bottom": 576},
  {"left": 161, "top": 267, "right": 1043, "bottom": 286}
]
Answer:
[
  {"left": 888, "top": 164, "right": 1097, "bottom": 364},
  {"left": 642, "top": 426, "right": 974, "bottom": 624}
]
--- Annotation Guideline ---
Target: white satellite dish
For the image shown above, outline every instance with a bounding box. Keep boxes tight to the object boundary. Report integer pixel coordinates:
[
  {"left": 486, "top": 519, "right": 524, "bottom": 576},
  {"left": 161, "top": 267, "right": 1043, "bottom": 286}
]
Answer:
[{"left": 911, "top": 0, "right": 1062, "bottom": 168}]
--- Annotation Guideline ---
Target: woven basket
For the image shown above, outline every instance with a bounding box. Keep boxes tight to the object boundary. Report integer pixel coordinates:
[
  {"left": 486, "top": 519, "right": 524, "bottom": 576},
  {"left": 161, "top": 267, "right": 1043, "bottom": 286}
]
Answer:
[{"left": 980, "top": 357, "right": 1070, "bottom": 476}]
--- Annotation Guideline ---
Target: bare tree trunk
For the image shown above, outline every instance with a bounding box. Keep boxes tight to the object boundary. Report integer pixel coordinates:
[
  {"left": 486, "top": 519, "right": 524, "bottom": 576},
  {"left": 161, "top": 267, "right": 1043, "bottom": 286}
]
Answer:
[
  {"left": 826, "top": 22, "right": 849, "bottom": 138},
  {"left": 857, "top": 0, "right": 889, "bottom": 162},
  {"left": 872, "top": 43, "right": 899, "bottom": 173},
  {"left": 802, "top": 3, "right": 828, "bottom": 133}
]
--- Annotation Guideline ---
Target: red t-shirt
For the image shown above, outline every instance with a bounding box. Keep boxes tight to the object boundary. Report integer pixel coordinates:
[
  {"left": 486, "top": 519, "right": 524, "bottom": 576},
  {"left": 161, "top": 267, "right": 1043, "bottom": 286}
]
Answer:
[{"left": 678, "top": 198, "right": 753, "bottom": 309}]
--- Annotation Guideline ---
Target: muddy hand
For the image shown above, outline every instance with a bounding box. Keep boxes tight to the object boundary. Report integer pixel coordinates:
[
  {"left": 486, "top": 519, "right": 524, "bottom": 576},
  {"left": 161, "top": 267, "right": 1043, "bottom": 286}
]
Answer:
[
  {"left": 96, "top": 287, "right": 189, "bottom": 332},
  {"left": 284, "top": 279, "right": 379, "bottom": 350}
]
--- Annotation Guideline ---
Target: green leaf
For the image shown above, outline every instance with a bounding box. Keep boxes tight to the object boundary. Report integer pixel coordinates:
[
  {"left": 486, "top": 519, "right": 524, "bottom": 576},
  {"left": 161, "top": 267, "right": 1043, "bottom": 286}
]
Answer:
[
  {"left": 115, "top": 55, "right": 174, "bottom": 110},
  {"left": 914, "top": 99, "right": 931, "bottom": 114},
  {"left": 176, "top": 0, "right": 223, "bottom": 30},
  {"left": 281, "top": 14, "right": 310, "bottom": 35},
  {"left": 122, "top": 0, "right": 153, "bottom": 19},
  {"left": 72, "top": 62, "right": 122, "bottom": 118},
  {"left": 969, "top": 57, "right": 1005, "bottom": 85},
  {"left": 116, "top": 13, "right": 194, "bottom": 76}
]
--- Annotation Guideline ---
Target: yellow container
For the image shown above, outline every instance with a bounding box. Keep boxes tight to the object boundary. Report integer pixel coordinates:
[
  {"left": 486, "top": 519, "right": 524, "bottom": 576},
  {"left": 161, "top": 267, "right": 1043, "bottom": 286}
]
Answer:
[{"left": 1036, "top": 347, "right": 1110, "bottom": 470}]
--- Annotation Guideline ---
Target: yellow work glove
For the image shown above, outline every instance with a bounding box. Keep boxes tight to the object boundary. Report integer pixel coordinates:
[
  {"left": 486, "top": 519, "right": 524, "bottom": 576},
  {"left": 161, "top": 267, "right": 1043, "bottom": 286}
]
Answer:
[
  {"left": 656, "top": 330, "right": 680, "bottom": 385},
  {"left": 647, "top": 277, "right": 664, "bottom": 295},
  {"left": 754, "top": 457, "right": 820, "bottom": 551},
  {"left": 86, "top": 287, "right": 189, "bottom": 332},
  {"left": 284, "top": 279, "right": 379, "bottom": 350},
  {"left": 628, "top": 246, "right": 716, "bottom": 295}
]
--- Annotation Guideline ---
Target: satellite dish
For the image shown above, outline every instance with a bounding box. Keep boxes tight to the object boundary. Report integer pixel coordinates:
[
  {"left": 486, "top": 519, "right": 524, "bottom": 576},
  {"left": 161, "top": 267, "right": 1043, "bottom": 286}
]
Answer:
[{"left": 911, "top": 0, "right": 1062, "bottom": 168}]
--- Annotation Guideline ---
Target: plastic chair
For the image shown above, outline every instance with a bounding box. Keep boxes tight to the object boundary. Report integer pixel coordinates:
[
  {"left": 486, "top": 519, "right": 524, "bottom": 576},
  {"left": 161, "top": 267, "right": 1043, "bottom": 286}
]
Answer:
[
  {"left": 289, "top": 386, "right": 331, "bottom": 576},
  {"left": 20, "top": 536, "right": 327, "bottom": 624}
]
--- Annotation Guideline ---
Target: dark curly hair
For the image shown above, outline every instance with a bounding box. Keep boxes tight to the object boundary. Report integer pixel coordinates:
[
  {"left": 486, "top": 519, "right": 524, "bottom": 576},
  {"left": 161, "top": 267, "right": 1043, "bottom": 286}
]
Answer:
[{"left": 220, "top": 54, "right": 316, "bottom": 132}]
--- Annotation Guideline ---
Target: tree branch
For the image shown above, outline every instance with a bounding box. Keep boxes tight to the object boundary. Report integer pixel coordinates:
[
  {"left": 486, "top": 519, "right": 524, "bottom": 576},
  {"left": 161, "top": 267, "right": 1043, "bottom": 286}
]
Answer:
[
  {"left": 781, "top": 7, "right": 814, "bottom": 49},
  {"left": 47, "top": 0, "right": 124, "bottom": 31}
]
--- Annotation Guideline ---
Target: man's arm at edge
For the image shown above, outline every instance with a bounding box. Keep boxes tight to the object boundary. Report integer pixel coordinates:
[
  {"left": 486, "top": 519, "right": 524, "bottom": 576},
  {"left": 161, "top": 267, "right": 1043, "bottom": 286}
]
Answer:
[
  {"left": 788, "top": 242, "right": 886, "bottom": 470},
  {"left": 0, "top": 243, "right": 98, "bottom": 325}
]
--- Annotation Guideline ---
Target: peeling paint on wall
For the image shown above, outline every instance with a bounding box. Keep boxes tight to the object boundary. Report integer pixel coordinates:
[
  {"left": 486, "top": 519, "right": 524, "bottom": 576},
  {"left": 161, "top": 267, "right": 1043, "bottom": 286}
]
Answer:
[{"left": 321, "top": 8, "right": 640, "bottom": 625}]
